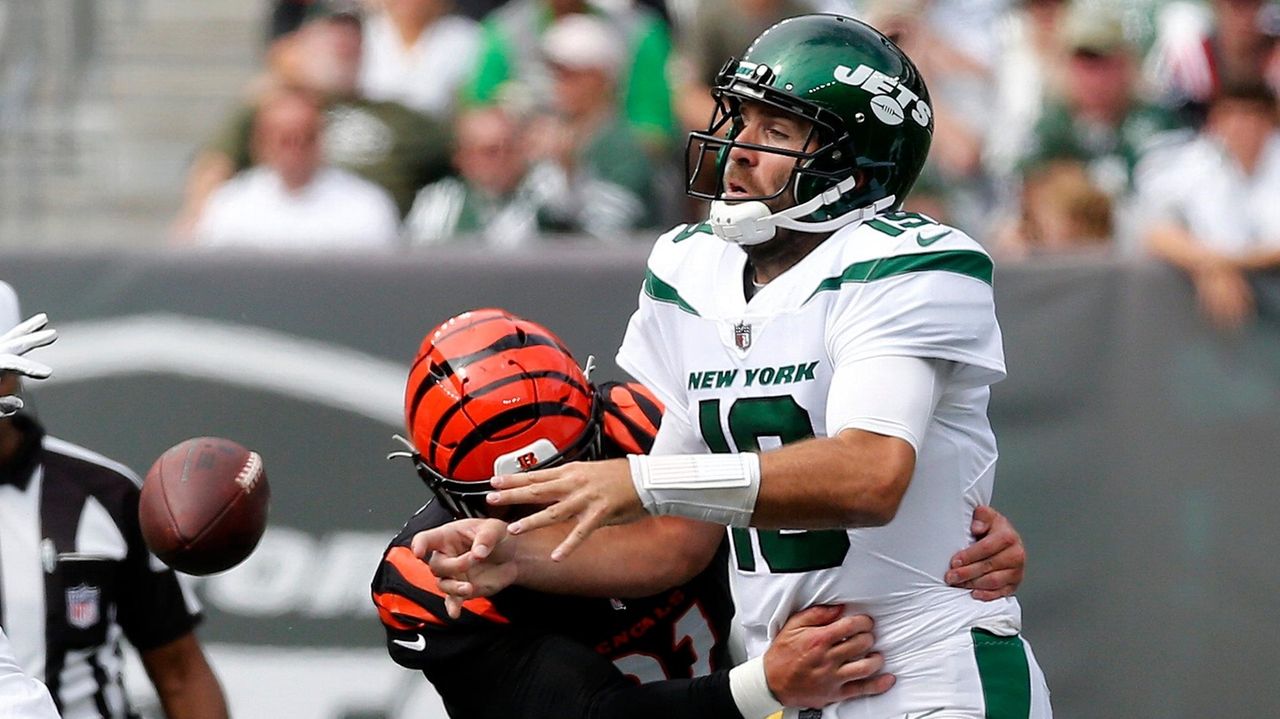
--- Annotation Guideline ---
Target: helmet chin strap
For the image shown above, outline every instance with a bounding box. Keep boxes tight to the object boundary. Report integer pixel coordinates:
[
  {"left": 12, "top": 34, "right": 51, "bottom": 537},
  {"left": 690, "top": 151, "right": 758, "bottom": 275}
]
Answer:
[{"left": 708, "top": 175, "right": 896, "bottom": 246}]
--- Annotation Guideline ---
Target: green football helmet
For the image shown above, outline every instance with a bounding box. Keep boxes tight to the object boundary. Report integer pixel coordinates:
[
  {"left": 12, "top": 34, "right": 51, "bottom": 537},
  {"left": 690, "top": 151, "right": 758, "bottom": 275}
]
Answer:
[{"left": 686, "top": 14, "right": 934, "bottom": 245}]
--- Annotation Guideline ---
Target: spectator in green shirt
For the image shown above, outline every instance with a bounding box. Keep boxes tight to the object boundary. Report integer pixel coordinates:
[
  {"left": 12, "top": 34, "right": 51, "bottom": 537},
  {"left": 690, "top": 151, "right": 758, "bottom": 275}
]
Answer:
[
  {"left": 524, "top": 12, "right": 661, "bottom": 239},
  {"left": 464, "top": 0, "right": 676, "bottom": 154},
  {"left": 406, "top": 14, "right": 662, "bottom": 247},
  {"left": 1018, "top": 5, "right": 1189, "bottom": 199}
]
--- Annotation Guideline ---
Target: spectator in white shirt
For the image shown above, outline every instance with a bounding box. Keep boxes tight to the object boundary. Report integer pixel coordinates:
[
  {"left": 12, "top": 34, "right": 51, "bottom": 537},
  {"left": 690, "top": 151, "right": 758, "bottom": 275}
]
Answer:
[
  {"left": 194, "top": 88, "right": 402, "bottom": 251},
  {"left": 1138, "top": 80, "right": 1280, "bottom": 331},
  {"left": 360, "top": 0, "right": 482, "bottom": 118}
]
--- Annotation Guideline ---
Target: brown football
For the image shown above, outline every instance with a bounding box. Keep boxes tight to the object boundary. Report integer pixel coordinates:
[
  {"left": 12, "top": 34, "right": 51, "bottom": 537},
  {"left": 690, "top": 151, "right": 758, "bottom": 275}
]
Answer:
[{"left": 139, "top": 437, "right": 270, "bottom": 575}]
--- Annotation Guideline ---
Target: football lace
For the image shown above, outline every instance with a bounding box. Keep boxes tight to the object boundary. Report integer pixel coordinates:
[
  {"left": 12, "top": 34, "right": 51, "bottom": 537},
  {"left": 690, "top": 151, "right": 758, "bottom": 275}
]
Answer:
[{"left": 235, "top": 451, "right": 264, "bottom": 491}]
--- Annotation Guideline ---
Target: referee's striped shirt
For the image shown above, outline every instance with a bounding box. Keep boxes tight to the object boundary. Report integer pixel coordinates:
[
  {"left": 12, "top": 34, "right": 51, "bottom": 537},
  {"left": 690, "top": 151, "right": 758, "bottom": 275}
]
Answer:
[{"left": 0, "top": 414, "right": 201, "bottom": 719}]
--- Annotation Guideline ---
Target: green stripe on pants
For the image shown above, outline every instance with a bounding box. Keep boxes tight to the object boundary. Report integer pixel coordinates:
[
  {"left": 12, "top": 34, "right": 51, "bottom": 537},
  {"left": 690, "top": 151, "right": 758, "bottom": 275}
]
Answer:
[{"left": 972, "top": 628, "right": 1031, "bottom": 718}]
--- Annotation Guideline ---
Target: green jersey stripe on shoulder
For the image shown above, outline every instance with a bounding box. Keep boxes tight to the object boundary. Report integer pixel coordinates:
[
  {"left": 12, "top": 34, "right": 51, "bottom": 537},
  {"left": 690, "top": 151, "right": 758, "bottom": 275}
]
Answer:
[
  {"left": 644, "top": 270, "right": 700, "bottom": 316},
  {"left": 672, "top": 222, "right": 712, "bottom": 243},
  {"left": 805, "top": 250, "right": 993, "bottom": 303}
]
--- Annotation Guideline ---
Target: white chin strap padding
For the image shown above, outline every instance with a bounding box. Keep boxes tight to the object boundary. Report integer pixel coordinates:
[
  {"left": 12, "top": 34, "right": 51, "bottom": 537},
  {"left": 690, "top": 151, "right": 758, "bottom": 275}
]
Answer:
[
  {"left": 709, "top": 175, "right": 894, "bottom": 246},
  {"left": 709, "top": 200, "right": 778, "bottom": 246}
]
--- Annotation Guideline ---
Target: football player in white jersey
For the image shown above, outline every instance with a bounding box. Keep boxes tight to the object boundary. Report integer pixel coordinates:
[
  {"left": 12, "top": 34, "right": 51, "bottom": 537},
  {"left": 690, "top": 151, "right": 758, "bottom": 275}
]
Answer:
[{"left": 419, "top": 14, "right": 1051, "bottom": 718}]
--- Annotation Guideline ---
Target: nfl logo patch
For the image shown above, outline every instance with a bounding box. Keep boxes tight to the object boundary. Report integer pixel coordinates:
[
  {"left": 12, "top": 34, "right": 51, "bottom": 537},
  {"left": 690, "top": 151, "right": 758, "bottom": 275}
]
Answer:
[
  {"left": 66, "top": 584, "right": 100, "bottom": 629},
  {"left": 734, "top": 322, "right": 752, "bottom": 350}
]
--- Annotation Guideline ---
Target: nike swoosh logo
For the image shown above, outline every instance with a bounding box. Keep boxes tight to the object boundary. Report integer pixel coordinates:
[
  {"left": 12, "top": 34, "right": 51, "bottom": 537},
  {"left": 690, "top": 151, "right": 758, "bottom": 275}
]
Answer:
[
  {"left": 916, "top": 229, "right": 952, "bottom": 246},
  {"left": 393, "top": 634, "right": 426, "bottom": 651},
  {"left": 903, "top": 709, "right": 944, "bottom": 719}
]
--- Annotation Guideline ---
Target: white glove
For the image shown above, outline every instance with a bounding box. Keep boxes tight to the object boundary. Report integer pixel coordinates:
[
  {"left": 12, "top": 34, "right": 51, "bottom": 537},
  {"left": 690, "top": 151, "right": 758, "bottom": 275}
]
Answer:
[{"left": 0, "top": 313, "right": 57, "bottom": 417}]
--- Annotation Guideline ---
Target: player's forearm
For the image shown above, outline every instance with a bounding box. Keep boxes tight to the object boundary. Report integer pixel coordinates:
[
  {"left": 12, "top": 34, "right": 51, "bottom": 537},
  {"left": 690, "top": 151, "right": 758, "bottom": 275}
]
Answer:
[
  {"left": 511, "top": 516, "right": 721, "bottom": 597},
  {"left": 752, "top": 431, "right": 915, "bottom": 529}
]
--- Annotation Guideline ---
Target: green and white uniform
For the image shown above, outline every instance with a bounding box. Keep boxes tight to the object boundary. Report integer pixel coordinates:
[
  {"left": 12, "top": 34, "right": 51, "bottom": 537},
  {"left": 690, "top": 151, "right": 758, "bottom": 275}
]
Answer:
[{"left": 617, "top": 214, "right": 1051, "bottom": 717}]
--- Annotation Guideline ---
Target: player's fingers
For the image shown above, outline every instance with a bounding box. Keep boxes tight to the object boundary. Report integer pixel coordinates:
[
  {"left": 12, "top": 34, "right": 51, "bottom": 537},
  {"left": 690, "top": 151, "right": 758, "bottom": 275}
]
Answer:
[
  {"left": 488, "top": 477, "right": 570, "bottom": 509},
  {"left": 834, "top": 651, "right": 885, "bottom": 683},
  {"left": 970, "top": 504, "right": 996, "bottom": 535},
  {"left": 2, "top": 328, "right": 57, "bottom": 356},
  {"left": 779, "top": 604, "right": 844, "bottom": 630},
  {"left": 946, "top": 558, "right": 995, "bottom": 585},
  {"left": 949, "top": 530, "right": 1014, "bottom": 572},
  {"left": 0, "top": 355, "right": 53, "bottom": 379},
  {"left": 988, "top": 540, "right": 1026, "bottom": 571},
  {"left": 489, "top": 466, "right": 559, "bottom": 489},
  {"left": 487, "top": 487, "right": 533, "bottom": 508},
  {"left": 959, "top": 567, "right": 1023, "bottom": 592},
  {"left": 469, "top": 519, "right": 509, "bottom": 560},
  {"left": 839, "top": 672, "right": 896, "bottom": 701},
  {"left": 805, "top": 614, "right": 873, "bottom": 649},
  {"left": 830, "top": 612, "right": 874, "bottom": 637},
  {"left": 435, "top": 577, "right": 474, "bottom": 599},
  {"left": 829, "top": 629, "right": 875, "bottom": 661},
  {"left": 428, "top": 550, "right": 477, "bottom": 578},
  {"left": 0, "top": 314, "right": 49, "bottom": 343},
  {"left": 549, "top": 509, "right": 606, "bottom": 561},
  {"left": 411, "top": 527, "right": 465, "bottom": 560},
  {"left": 444, "top": 594, "right": 464, "bottom": 620},
  {"left": 410, "top": 531, "right": 436, "bottom": 559},
  {"left": 970, "top": 587, "right": 1015, "bottom": 601},
  {"left": 507, "top": 489, "right": 586, "bottom": 535}
]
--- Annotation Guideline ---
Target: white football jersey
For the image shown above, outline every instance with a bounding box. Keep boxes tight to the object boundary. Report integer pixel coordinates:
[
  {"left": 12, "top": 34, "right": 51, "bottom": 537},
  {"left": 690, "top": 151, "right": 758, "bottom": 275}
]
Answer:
[{"left": 617, "top": 214, "right": 1023, "bottom": 678}]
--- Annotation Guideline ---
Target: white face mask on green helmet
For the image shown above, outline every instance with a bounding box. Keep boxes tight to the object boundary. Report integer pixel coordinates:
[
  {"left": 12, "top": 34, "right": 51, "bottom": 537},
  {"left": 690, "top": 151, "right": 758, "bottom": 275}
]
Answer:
[{"left": 686, "top": 14, "right": 933, "bottom": 245}]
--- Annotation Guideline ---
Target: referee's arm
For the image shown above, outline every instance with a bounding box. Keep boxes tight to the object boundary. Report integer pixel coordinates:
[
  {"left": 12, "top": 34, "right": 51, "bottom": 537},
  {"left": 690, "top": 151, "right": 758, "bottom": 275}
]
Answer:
[{"left": 140, "top": 632, "right": 229, "bottom": 719}]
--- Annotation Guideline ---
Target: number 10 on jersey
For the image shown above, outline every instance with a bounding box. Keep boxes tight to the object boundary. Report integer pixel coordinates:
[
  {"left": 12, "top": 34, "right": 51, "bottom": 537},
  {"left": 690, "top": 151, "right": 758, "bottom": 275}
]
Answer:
[{"left": 697, "top": 397, "right": 851, "bottom": 574}]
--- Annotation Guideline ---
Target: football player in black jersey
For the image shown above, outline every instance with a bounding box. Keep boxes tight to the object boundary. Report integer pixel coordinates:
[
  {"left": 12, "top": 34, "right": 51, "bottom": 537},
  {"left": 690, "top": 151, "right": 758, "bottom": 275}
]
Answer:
[{"left": 372, "top": 309, "right": 1026, "bottom": 718}]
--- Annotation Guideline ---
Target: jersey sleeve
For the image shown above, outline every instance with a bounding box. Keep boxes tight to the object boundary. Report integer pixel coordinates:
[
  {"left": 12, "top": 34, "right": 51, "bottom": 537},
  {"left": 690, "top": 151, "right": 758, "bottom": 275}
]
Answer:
[
  {"left": 598, "top": 381, "right": 664, "bottom": 455},
  {"left": 825, "top": 261, "right": 1005, "bottom": 390},
  {"left": 115, "top": 481, "right": 201, "bottom": 651},
  {"left": 616, "top": 232, "right": 694, "bottom": 412},
  {"left": 372, "top": 542, "right": 513, "bottom": 671}
]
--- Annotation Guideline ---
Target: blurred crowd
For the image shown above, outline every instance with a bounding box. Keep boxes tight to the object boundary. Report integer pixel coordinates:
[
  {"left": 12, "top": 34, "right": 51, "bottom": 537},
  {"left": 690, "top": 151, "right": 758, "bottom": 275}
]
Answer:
[{"left": 172, "top": 0, "right": 1280, "bottom": 328}]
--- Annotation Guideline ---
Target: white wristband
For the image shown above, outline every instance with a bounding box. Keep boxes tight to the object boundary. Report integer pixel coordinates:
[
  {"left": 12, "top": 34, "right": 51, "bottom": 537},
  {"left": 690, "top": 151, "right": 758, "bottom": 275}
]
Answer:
[
  {"left": 728, "top": 655, "right": 785, "bottom": 719},
  {"left": 627, "top": 453, "right": 760, "bottom": 527}
]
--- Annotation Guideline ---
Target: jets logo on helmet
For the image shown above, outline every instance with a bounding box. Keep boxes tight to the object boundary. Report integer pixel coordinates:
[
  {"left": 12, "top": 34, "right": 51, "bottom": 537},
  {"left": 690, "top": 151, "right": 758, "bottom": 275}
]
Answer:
[
  {"left": 685, "top": 14, "right": 933, "bottom": 245},
  {"left": 833, "top": 64, "right": 932, "bottom": 127},
  {"left": 398, "top": 308, "right": 601, "bottom": 519}
]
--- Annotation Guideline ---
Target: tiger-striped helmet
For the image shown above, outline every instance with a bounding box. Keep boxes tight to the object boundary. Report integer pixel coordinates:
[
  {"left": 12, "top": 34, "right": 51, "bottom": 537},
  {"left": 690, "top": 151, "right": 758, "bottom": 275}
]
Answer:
[{"left": 403, "top": 308, "right": 601, "bottom": 518}]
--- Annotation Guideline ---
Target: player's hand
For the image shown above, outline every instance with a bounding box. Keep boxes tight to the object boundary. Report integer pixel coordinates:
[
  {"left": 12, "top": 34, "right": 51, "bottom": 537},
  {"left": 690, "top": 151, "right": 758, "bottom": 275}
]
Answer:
[
  {"left": 945, "top": 505, "right": 1025, "bottom": 600},
  {"left": 411, "top": 518, "right": 516, "bottom": 619},
  {"left": 487, "top": 458, "right": 646, "bottom": 561},
  {"left": 764, "top": 605, "right": 895, "bottom": 707},
  {"left": 0, "top": 313, "right": 57, "bottom": 417}
]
